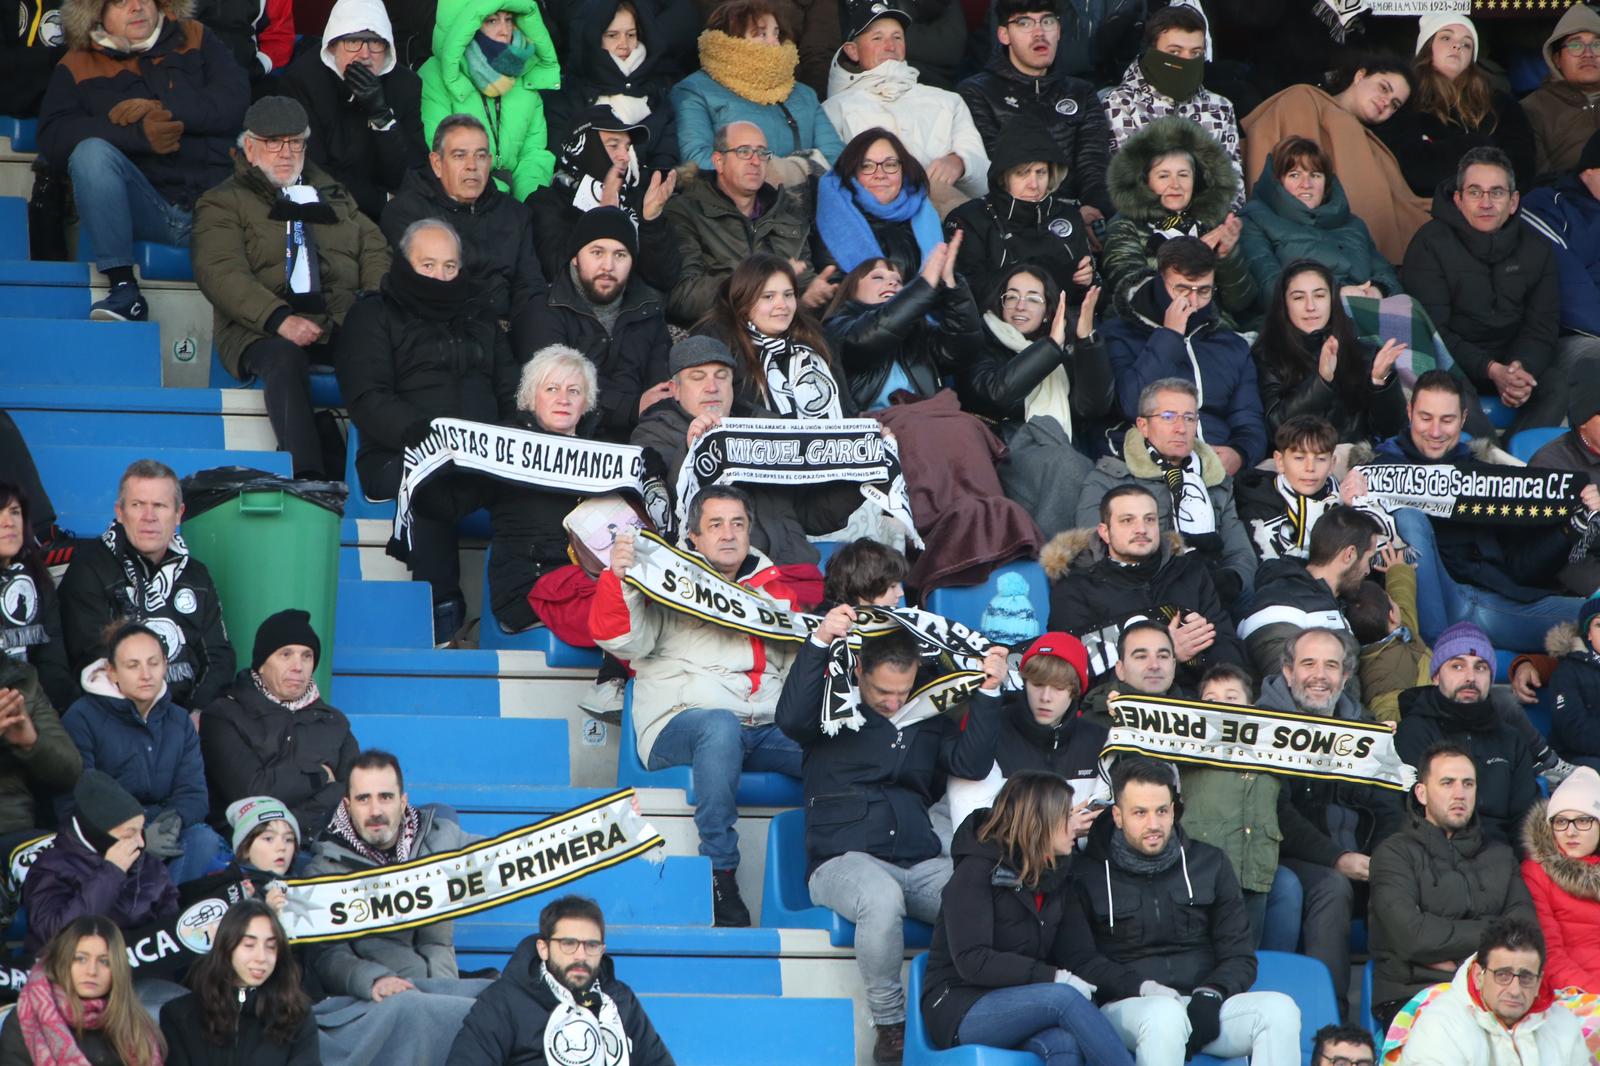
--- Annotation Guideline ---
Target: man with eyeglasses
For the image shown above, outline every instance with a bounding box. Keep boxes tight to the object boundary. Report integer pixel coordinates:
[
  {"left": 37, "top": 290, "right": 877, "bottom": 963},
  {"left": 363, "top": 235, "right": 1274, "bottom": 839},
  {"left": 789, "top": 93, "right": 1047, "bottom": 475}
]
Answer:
[
  {"left": 280, "top": 0, "right": 425, "bottom": 222},
  {"left": 956, "top": 0, "right": 1111, "bottom": 224},
  {"left": 36, "top": 0, "right": 248, "bottom": 323},
  {"left": 664, "top": 121, "right": 829, "bottom": 325},
  {"left": 447, "top": 895, "right": 675, "bottom": 1066},
  {"left": 1522, "top": 3, "right": 1600, "bottom": 176},
  {"left": 823, "top": 0, "right": 990, "bottom": 210},
  {"left": 1309, "top": 1025, "right": 1374, "bottom": 1066},
  {"left": 1368, "top": 742, "right": 1536, "bottom": 1032},
  {"left": 1395, "top": 917, "right": 1583, "bottom": 1065},
  {"left": 192, "top": 95, "right": 390, "bottom": 478},
  {"left": 1403, "top": 146, "right": 1567, "bottom": 433}
]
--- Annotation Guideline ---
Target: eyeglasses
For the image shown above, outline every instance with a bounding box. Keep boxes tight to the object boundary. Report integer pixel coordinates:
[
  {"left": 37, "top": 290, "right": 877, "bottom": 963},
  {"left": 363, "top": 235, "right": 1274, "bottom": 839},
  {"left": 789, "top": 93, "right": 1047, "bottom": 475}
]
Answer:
[
  {"left": 1146, "top": 411, "right": 1199, "bottom": 426},
  {"left": 1171, "top": 283, "right": 1214, "bottom": 299},
  {"left": 1486, "top": 967, "right": 1541, "bottom": 988},
  {"left": 1461, "top": 185, "right": 1510, "bottom": 203},
  {"left": 336, "top": 36, "right": 389, "bottom": 54},
  {"left": 1552, "top": 815, "right": 1598, "bottom": 831},
  {"left": 1320, "top": 1057, "right": 1375, "bottom": 1066},
  {"left": 254, "top": 135, "right": 307, "bottom": 155},
  {"left": 857, "top": 158, "right": 902, "bottom": 176},
  {"left": 1000, "top": 291, "right": 1046, "bottom": 308},
  {"left": 1563, "top": 38, "right": 1600, "bottom": 56},
  {"left": 721, "top": 145, "right": 774, "bottom": 161},
  {"left": 547, "top": 937, "right": 605, "bottom": 956},
  {"left": 1006, "top": 14, "right": 1059, "bottom": 31}
]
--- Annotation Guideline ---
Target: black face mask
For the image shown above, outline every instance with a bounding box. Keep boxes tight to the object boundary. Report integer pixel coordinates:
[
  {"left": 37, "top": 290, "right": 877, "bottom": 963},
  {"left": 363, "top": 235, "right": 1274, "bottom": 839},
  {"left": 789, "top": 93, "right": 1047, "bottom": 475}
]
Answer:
[{"left": 1140, "top": 47, "right": 1204, "bottom": 101}]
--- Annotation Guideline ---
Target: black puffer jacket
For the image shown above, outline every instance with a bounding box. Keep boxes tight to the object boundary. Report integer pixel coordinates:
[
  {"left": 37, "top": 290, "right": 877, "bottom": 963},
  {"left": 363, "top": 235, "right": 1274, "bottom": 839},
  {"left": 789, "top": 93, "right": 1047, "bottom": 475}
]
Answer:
[
  {"left": 944, "top": 117, "right": 1093, "bottom": 300},
  {"left": 379, "top": 166, "right": 548, "bottom": 325},
  {"left": 945, "top": 688, "right": 1107, "bottom": 786},
  {"left": 539, "top": 0, "right": 677, "bottom": 168},
  {"left": 1233, "top": 557, "right": 1349, "bottom": 680},
  {"left": 956, "top": 54, "right": 1111, "bottom": 217},
  {"left": 160, "top": 989, "right": 321, "bottom": 1066},
  {"left": 1069, "top": 813, "right": 1258, "bottom": 1001},
  {"left": 1401, "top": 181, "right": 1560, "bottom": 392},
  {"left": 823, "top": 276, "right": 980, "bottom": 412},
  {"left": 336, "top": 259, "right": 518, "bottom": 466},
  {"left": 279, "top": 49, "right": 427, "bottom": 221},
  {"left": 921, "top": 812, "right": 1096, "bottom": 1049},
  {"left": 1253, "top": 331, "right": 1407, "bottom": 446},
  {"left": 958, "top": 305, "right": 1115, "bottom": 435}
]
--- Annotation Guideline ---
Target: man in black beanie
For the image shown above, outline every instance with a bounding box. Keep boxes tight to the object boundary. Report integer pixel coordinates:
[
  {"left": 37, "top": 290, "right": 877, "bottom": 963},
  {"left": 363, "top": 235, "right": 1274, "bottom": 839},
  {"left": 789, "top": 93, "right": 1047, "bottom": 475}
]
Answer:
[
  {"left": 22, "top": 768, "right": 179, "bottom": 953},
  {"left": 200, "top": 608, "right": 359, "bottom": 837},
  {"left": 516, "top": 205, "right": 672, "bottom": 442}
]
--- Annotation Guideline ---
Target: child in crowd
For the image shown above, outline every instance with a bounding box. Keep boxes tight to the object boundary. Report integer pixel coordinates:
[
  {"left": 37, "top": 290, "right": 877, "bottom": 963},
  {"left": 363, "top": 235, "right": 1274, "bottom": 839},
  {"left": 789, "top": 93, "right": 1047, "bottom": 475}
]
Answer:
[
  {"left": 1234, "top": 415, "right": 1373, "bottom": 562},
  {"left": 1198, "top": 661, "right": 1253, "bottom": 707},
  {"left": 1346, "top": 549, "right": 1430, "bottom": 724}
]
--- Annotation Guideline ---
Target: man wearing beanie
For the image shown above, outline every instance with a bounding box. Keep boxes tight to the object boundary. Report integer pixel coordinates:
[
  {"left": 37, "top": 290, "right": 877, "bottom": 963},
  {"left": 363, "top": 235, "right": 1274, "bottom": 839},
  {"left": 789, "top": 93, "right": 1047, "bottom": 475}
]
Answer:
[
  {"left": 1395, "top": 622, "right": 1541, "bottom": 847},
  {"left": 192, "top": 94, "right": 391, "bottom": 479},
  {"left": 1521, "top": 2, "right": 1600, "bottom": 176},
  {"left": 22, "top": 768, "right": 179, "bottom": 954},
  {"left": 517, "top": 204, "right": 672, "bottom": 442},
  {"left": 200, "top": 609, "right": 358, "bottom": 838}
]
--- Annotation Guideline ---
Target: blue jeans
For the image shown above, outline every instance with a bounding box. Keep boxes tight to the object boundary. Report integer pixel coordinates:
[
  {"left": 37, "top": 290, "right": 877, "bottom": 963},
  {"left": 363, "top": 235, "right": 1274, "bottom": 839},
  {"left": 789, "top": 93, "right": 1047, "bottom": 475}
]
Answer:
[
  {"left": 956, "top": 983, "right": 1135, "bottom": 1066},
  {"left": 1395, "top": 507, "right": 1582, "bottom": 652},
  {"left": 67, "top": 137, "right": 192, "bottom": 273},
  {"left": 166, "top": 823, "right": 229, "bottom": 885},
  {"left": 1243, "top": 865, "right": 1304, "bottom": 952},
  {"left": 646, "top": 708, "right": 801, "bottom": 869}
]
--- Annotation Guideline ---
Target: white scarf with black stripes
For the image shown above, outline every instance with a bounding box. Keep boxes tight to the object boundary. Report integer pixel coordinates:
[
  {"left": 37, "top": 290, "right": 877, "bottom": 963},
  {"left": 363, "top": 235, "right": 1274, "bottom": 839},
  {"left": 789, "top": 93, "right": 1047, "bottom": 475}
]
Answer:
[{"left": 747, "top": 323, "right": 844, "bottom": 420}]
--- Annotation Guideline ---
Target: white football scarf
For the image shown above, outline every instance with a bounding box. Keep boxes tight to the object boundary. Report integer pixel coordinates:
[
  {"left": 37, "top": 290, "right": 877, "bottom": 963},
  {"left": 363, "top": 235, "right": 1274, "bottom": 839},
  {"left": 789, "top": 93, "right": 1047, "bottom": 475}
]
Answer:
[{"left": 983, "top": 312, "right": 1073, "bottom": 437}]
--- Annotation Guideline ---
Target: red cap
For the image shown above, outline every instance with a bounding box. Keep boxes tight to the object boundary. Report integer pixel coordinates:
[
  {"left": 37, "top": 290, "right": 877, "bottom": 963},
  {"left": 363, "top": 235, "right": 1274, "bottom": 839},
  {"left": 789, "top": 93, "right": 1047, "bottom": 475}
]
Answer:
[{"left": 1018, "top": 632, "right": 1089, "bottom": 693}]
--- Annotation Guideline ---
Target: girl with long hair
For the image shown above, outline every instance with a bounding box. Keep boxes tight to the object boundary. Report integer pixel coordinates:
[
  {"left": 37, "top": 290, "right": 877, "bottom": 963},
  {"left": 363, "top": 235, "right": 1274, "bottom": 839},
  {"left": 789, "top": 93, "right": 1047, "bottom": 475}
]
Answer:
[
  {"left": 0, "top": 915, "right": 165, "bottom": 1066},
  {"left": 159, "top": 901, "right": 317, "bottom": 1065},
  {"left": 0, "top": 480, "right": 73, "bottom": 710},
  {"left": 921, "top": 772, "right": 1133, "bottom": 1065}
]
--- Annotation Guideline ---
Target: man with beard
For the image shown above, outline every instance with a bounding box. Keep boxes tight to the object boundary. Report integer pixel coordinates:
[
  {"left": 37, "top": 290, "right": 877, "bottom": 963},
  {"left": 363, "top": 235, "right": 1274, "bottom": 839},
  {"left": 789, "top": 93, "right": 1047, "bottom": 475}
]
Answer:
[
  {"left": 1045, "top": 484, "right": 1246, "bottom": 694},
  {"left": 1236, "top": 507, "right": 1380, "bottom": 680},
  {"left": 306, "top": 750, "right": 491, "bottom": 1065},
  {"left": 1368, "top": 742, "right": 1536, "bottom": 1031},
  {"left": 1395, "top": 624, "right": 1541, "bottom": 847},
  {"left": 518, "top": 205, "right": 671, "bottom": 442},
  {"left": 446, "top": 895, "right": 675, "bottom": 1066},
  {"left": 1257, "top": 626, "right": 1402, "bottom": 1015}
]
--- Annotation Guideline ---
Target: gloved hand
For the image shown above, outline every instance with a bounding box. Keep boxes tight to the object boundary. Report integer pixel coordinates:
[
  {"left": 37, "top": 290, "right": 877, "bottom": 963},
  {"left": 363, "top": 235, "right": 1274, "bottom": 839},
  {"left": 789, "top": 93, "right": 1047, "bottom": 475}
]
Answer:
[
  {"left": 142, "top": 109, "right": 184, "bottom": 154},
  {"left": 343, "top": 61, "right": 393, "bottom": 124},
  {"left": 142, "top": 809, "right": 184, "bottom": 860},
  {"left": 1139, "top": 980, "right": 1181, "bottom": 999},
  {"left": 1053, "top": 969, "right": 1096, "bottom": 999},
  {"left": 108, "top": 98, "right": 163, "bottom": 125},
  {"left": 1185, "top": 988, "right": 1224, "bottom": 1058},
  {"left": 402, "top": 418, "right": 435, "bottom": 447}
]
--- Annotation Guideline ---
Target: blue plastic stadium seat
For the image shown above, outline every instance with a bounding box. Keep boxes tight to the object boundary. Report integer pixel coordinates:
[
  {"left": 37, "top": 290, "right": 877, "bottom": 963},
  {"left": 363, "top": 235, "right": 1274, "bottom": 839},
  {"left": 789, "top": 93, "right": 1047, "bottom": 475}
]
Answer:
[
  {"left": 640, "top": 993, "right": 855, "bottom": 1066},
  {"left": 1508, "top": 427, "right": 1564, "bottom": 463},
  {"left": 0, "top": 319, "right": 162, "bottom": 387},
  {"left": 0, "top": 197, "right": 26, "bottom": 256},
  {"left": 349, "top": 714, "right": 570, "bottom": 789},
  {"left": 476, "top": 546, "right": 605, "bottom": 665},
  {"left": 334, "top": 579, "right": 434, "bottom": 649},
  {"left": 616, "top": 682, "right": 803, "bottom": 807},
  {"left": 904, "top": 954, "right": 1043, "bottom": 1065},
  {"left": 925, "top": 560, "right": 1049, "bottom": 641},
  {"left": 761, "top": 808, "right": 932, "bottom": 948},
  {"left": 1479, "top": 396, "right": 1515, "bottom": 430},
  {"left": 75, "top": 230, "right": 192, "bottom": 281},
  {"left": 1525, "top": 686, "right": 1554, "bottom": 741},
  {"left": 1361, "top": 960, "right": 1381, "bottom": 1050},
  {"left": 0, "top": 116, "right": 37, "bottom": 152},
  {"left": 208, "top": 346, "right": 341, "bottom": 407}
]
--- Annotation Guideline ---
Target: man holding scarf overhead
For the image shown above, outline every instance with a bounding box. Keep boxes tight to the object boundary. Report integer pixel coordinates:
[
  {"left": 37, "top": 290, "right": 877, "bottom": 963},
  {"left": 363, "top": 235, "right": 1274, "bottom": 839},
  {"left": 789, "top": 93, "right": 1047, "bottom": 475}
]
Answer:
[{"left": 193, "top": 95, "right": 391, "bottom": 480}]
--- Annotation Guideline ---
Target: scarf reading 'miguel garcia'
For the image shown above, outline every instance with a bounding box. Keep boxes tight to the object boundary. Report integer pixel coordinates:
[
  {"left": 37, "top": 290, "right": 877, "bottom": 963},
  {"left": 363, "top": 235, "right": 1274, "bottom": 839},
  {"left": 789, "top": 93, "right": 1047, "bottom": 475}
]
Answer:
[
  {"left": 674, "top": 418, "right": 923, "bottom": 548},
  {"left": 1353, "top": 463, "right": 1587, "bottom": 525}
]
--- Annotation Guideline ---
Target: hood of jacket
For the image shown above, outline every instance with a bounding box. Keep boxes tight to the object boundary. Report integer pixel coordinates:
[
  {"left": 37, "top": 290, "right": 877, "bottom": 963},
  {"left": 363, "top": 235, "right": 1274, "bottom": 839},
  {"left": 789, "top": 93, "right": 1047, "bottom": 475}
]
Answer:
[
  {"left": 1256, "top": 671, "right": 1364, "bottom": 722},
  {"left": 431, "top": 0, "right": 559, "bottom": 101},
  {"left": 1546, "top": 2, "right": 1600, "bottom": 78},
  {"left": 1247, "top": 158, "right": 1356, "bottom": 232},
  {"left": 1547, "top": 621, "right": 1585, "bottom": 656},
  {"left": 1428, "top": 180, "right": 1531, "bottom": 266},
  {"left": 1122, "top": 272, "right": 1219, "bottom": 341},
  {"left": 320, "top": 0, "right": 396, "bottom": 74},
  {"left": 1107, "top": 114, "right": 1238, "bottom": 225},
  {"left": 985, "top": 115, "right": 1069, "bottom": 197},
  {"left": 78, "top": 658, "right": 173, "bottom": 709},
  {"left": 1040, "top": 525, "right": 1185, "bottom": 580},
  {"left": 1523, "top": 796, "right": 1600, "bottom": 899},
  {"left": 62, "top": 0, "right": 192, "bottom": 49},
  {"left": 826, "top": 53, "right": 922, "bottom": 103},
  {"left": 566, "top": 0, "right": 666, "bottom": 89}
]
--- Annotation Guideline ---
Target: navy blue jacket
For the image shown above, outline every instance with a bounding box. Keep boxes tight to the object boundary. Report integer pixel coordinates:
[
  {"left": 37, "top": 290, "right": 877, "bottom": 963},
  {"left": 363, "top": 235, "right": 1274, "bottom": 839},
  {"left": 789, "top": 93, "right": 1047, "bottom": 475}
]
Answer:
[
  {"left": 1522, "top": 175, "right": 1600, "bottom": 338},
  {"left": 1549, "top": 651, "right": 1600, "bottom": 765},
  {"left": 59, "top": 677, "right": 208, "bottom": 828}
]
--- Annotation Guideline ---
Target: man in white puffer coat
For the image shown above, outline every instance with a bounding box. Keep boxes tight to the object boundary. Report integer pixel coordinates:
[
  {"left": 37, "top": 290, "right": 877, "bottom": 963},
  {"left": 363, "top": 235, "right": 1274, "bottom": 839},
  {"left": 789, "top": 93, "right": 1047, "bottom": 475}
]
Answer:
[
  {"left": 822, "top": 0, "right": 988, "bottom": 209},
  {"left": 1398, "top": 917, "right": 1584, "bottom": 1066}
]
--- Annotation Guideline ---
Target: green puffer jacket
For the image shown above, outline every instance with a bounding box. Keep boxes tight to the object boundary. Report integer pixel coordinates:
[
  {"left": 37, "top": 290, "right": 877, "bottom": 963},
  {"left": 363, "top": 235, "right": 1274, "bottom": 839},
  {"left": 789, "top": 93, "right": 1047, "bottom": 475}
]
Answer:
[
  {"left": 1238, "top": 161, "right": 1403, "bottom": 300},
  {"left": 0, "top": 659, "right": 81, "bottom": 836},
  {"left": 1101, "top": 116, "right": 1256, "bottom": 329},
  {"left": 419, "top": 0, "right": 560, "bottom": 201},
  {"left": 192, "top": 157, "right": 390, "bottom": 376}
]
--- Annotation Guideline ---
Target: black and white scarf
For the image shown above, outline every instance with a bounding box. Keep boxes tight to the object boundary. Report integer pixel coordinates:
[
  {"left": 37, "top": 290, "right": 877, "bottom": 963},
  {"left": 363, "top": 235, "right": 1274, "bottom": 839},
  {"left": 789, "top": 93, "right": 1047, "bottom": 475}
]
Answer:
[
  {"left": 674, "top": 418, "right": 921, "bottom": 548},
  {"left": 0, "top": 565, "right": 46, "bottom": 658},
  {"left": 746, "top": 324, "right": 843, "bottom": 420},
  {"left": 1353, "top": 464, "right": 1588, "bottom": 528},
  {"left": 1144, "top": 443, "right": 1217, "bottom": 543},
  {"left": 1313, "top": 0, "right": 1367, "bottom": 42},
  {"left": 103, "top": 523, "right": 188, "bottom": 616},
  {"left": 325, "top": 800, "right": 422, "bottom": 866},
  {"left": 1250, "top": 476, "right": 1400, "bottom": 561},
  {"left": 539, "top": 963, "right": 632, "bottom": 1066}
]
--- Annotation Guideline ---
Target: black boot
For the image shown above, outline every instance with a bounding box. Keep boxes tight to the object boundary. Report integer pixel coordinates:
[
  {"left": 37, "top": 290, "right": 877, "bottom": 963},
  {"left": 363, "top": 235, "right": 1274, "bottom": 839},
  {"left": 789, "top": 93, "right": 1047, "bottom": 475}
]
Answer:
[{"left": 712, "top": 868, "right": 750, "bottom": 927}]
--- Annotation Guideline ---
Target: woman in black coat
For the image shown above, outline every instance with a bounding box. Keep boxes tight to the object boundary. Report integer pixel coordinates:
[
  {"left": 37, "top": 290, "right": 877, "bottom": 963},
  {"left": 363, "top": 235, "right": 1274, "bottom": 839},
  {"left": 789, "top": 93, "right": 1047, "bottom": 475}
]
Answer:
[
  {"left": 822, "top": 233, "right": 980, "bottom": 412},
  {"left": 921, "top": 772, "right": 1134, "bottom": 1065},
  {"left": 541, "top": 0, "right": 678, "bottom": 168},
  {"left": 160, "top": 901, "right": 319, "bottom": 1066},
  {"left": 1251, "top": 259, "right": 1407, "bottom": 444}
]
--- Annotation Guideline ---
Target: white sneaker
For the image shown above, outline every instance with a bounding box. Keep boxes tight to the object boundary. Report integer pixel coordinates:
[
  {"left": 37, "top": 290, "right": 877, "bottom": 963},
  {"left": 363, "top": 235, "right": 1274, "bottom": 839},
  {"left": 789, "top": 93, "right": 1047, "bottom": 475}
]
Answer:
[{"left": 578, "top": 678, "right": 626, "bottom": 722}]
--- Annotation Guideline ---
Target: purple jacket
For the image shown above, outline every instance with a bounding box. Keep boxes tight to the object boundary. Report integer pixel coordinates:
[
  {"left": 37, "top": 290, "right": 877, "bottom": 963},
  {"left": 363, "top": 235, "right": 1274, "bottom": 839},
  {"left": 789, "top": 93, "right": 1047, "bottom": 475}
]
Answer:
[{"left": 22, "top": 816, "right": 179, "bottom": 954}]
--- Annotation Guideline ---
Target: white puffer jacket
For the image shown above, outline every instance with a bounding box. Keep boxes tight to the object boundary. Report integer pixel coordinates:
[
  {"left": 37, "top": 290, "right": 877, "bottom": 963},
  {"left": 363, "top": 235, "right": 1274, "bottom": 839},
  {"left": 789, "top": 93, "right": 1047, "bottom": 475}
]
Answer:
[{"left": 1398, "top": 955, "right": 1586, "bottom": 1066}]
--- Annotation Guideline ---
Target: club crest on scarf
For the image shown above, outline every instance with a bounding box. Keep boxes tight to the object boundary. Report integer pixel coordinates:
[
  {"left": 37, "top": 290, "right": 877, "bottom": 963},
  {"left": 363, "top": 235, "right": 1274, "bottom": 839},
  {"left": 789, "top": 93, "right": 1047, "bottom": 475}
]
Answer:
[
  {"left": 0, "top": 570, "right": 38, "bottom": 630},
  {"left": 541, "top": 963, "right": 631, "bottom": 1066}
]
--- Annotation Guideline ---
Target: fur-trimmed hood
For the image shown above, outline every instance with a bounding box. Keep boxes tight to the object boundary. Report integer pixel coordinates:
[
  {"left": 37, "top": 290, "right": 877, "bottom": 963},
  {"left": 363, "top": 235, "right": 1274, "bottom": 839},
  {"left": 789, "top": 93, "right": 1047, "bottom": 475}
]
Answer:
[
  {"left": 62, "top": 0, "right": 192, "bottom": 49},
  {"left": 1524, "top": 797, "right": 1600, "bottom": 900},
  {"left": 1111, "top": 425, "right": 1227, "bottom": 485},
  {"left": 1039, "top": 526, "right": 1185, "bottom": 580},
  {"left": 1106, "top": 114, "right": 1238, "bottom": 226},
  {"left": 1548, "top": 621, "right": 1585, "bottom": 657}
]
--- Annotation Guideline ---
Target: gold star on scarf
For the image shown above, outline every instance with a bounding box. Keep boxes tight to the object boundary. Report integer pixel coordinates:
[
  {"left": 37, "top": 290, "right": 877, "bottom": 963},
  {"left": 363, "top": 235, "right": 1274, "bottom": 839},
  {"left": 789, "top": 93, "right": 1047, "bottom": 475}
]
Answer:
[{"left": 1514, "top": 505, "right": 1526, "bottom": 517}]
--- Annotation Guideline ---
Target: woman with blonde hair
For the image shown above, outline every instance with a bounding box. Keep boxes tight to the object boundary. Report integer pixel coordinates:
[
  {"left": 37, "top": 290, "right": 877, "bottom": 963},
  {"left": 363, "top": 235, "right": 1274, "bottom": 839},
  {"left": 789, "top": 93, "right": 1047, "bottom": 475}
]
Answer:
[
  {"left": 0, "top": 915, "right": 165, "bottom": 1065},
  {"left": 921, "top": 771, "right": 1133, "bottom": 1065}
]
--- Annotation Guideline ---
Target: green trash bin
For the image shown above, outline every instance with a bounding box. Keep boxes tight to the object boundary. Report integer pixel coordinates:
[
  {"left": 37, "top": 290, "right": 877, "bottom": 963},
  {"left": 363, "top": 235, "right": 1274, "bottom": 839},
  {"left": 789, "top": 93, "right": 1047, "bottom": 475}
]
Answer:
[{"left": 179, "top": 468, "right": 348, "bottom": 697}]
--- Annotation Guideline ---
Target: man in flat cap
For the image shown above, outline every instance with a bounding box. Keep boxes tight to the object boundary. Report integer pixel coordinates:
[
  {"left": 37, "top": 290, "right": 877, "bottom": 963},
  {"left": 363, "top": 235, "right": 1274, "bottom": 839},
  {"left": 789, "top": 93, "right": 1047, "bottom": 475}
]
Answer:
[{"left": 192, "top": 95, "right": 391, "bottom": 479}]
